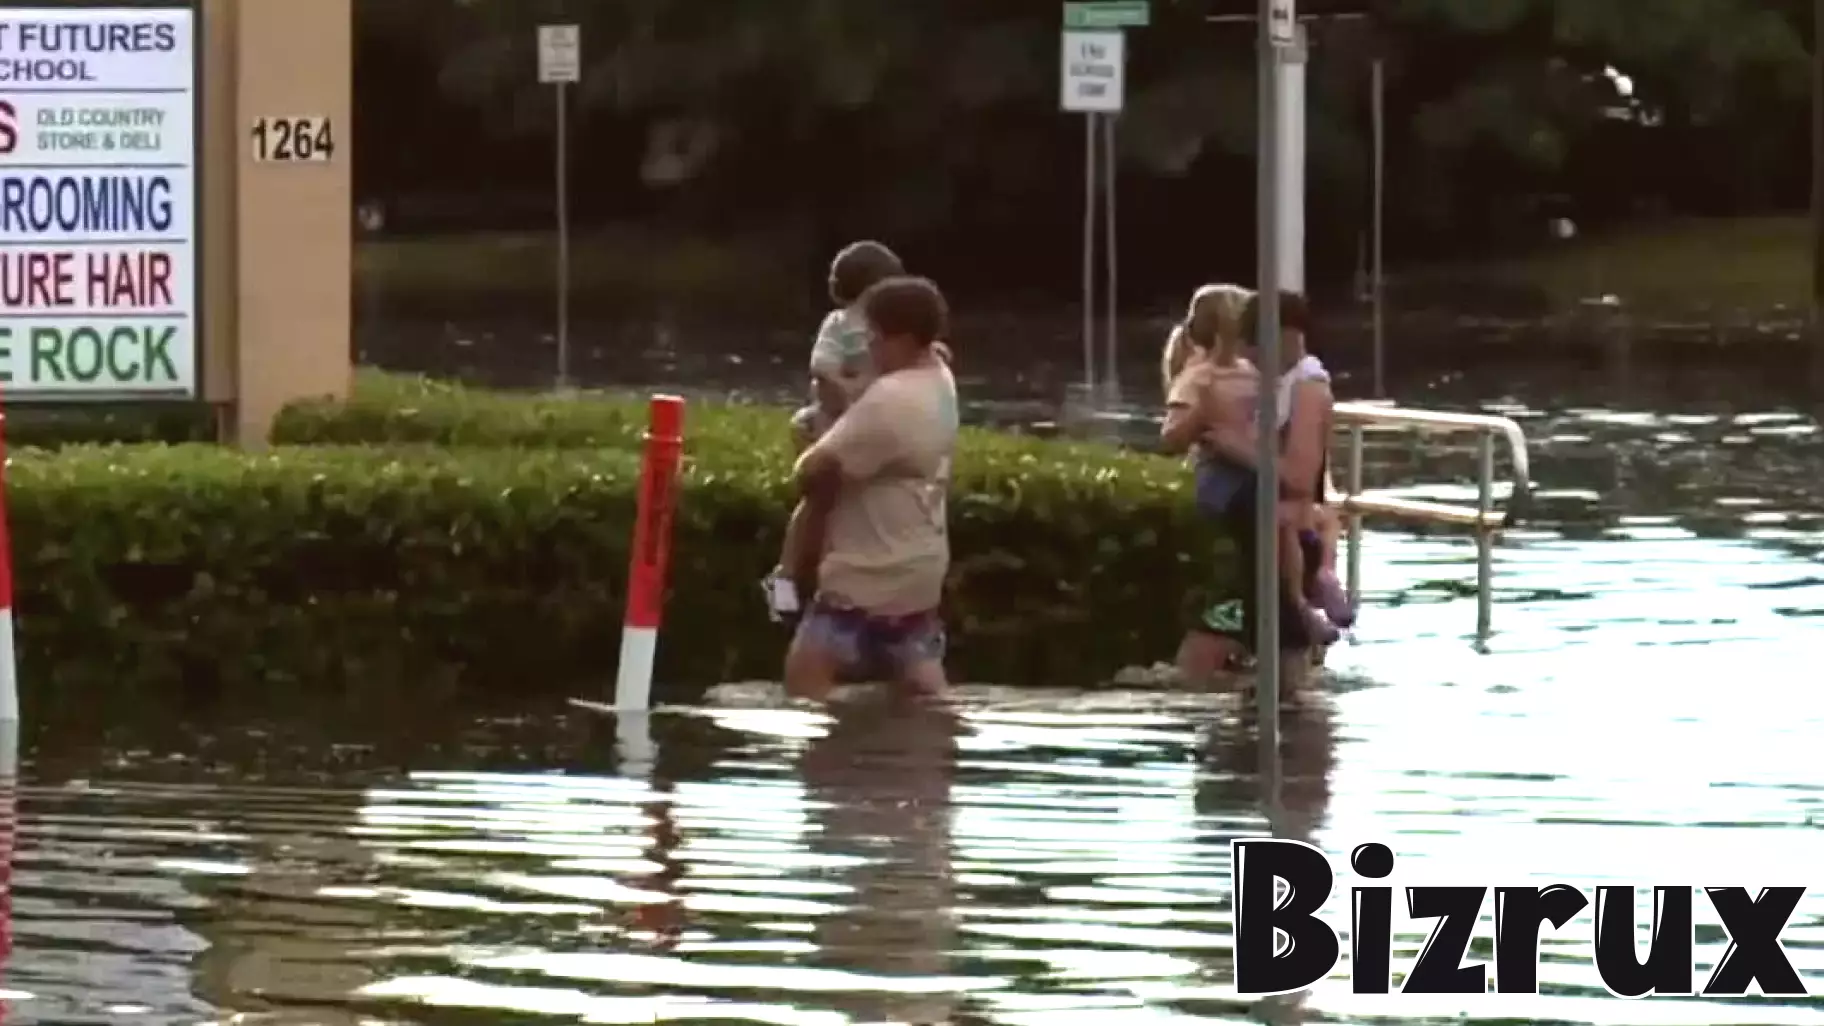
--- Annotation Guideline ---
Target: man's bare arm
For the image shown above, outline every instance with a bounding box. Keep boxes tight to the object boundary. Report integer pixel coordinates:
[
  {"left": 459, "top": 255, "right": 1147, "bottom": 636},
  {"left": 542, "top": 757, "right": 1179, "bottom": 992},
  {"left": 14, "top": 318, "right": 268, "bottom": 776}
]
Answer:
[
  {"left": 1278, "top": 379, "right": 1332, "bottom": 499},
  {"left": 784, "top": 387, "right": 895, "bottom": 597},
  {"left": 786, "top": 448, "right": 843, "bottom": 598}
]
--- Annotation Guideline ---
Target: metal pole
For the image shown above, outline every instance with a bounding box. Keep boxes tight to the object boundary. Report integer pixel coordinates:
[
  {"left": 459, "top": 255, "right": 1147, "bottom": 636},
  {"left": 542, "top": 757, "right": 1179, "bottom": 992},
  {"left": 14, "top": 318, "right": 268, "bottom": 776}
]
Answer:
[
  {"left": 1345, "top": 424, "right": 1364, "bottom": 610},
  {"left": 1103, "top": 113, "right": 1119, "bottom": 403},
  {"left": 1370, "top": 57, "right": 1386, "bottom": 397},
  {"left": 1475, "top": 432, "right": 1495, "bottom": 643},
  {"left": 1082, "top": 113, "right": 1098, "bottom": 400},
  {"left": 1277, "top": 26, "right": 1306, "bottom": 292},
  {"left": 1255, "top": 1, "right": 1285, "bottom": 740},
  {"left": 1812, "top": 0, "right": 1824, "bottom": 327},
  {"left": 556, "top": 80, "right": 571, "bottom": 390}
]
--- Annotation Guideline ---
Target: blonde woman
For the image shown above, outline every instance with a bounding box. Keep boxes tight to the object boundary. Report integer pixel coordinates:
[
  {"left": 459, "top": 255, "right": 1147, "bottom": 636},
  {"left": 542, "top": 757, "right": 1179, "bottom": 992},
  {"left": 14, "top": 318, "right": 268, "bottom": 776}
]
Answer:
[
  {"left": 1161, "top": 285, "right": 1260, "bottom": 509},
  {"left": 1160, "top": 286, "right": 1353, "bottom": 681}
]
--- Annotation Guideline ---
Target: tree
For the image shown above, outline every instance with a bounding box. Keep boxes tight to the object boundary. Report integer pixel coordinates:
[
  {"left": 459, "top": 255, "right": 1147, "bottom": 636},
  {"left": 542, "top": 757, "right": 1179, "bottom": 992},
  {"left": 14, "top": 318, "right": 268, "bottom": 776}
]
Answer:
[{"left": 352, "top": 0, "right": 1822, "bottom": 300}]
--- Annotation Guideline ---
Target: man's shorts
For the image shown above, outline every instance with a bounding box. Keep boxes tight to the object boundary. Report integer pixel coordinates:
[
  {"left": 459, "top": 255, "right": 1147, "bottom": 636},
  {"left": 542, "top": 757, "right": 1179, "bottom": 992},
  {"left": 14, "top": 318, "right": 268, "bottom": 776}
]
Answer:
[
  {"left": 799, "top": 599, "right": 946, "bottom": 682},
  {"left": 1193, "top": 478, "right": 1320, "bottom": 656}
]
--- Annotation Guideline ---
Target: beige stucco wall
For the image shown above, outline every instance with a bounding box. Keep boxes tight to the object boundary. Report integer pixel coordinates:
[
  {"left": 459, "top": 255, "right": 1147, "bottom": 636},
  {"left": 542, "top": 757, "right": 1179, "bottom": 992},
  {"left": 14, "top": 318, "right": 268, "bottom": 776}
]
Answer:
[{"left": 200, "top": 0, "right": 352, "bottom": 446}]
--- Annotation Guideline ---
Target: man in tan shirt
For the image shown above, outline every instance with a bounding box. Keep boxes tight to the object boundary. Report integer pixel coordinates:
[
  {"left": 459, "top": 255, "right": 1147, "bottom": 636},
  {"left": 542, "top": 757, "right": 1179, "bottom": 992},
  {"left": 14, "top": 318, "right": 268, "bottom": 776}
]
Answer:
[{"left": 784, "top": 276, "right": 959, "bottom": 702}]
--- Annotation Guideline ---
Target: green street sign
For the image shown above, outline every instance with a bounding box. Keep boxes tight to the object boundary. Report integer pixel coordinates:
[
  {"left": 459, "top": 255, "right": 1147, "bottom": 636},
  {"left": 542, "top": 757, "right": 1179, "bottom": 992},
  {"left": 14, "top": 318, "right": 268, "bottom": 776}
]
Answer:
[{"left": 1063, "top": 1, "right": 1149, "bottom": 30}]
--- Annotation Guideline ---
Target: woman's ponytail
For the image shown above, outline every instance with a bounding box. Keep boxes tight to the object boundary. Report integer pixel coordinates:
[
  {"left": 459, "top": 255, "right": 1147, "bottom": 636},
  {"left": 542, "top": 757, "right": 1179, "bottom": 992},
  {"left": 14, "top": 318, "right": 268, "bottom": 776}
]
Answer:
[{"left": 1161, "top": 322, "right": 1195, "bottom": 393}]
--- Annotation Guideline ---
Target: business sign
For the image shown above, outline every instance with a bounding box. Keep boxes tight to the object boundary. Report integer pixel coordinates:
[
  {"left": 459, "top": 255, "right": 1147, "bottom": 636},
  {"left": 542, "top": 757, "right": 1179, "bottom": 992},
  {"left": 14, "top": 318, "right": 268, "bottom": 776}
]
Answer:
[
  {"left": 0, "top": 6, "right": 198, "bottom": 400},
  {"left": 1060, "top": 30, "right": 1125, "bottom": 113}
]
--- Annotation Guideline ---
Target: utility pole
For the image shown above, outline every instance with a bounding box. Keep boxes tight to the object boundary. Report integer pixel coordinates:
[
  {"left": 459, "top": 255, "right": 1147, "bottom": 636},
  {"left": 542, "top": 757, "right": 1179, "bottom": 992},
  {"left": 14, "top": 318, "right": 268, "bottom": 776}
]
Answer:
[
  {"left": 1208, "top": 9, "right": 1377, "bottom": 332},
  {"left": 1254, "top": 0, "right": 1289, "bottom": 753},
  {"left": 1207, "top": 5, "right": 1373, "bottom": 747},
  {"left": 1812, "top": 0, "right": 1824, "bottom": 329}
]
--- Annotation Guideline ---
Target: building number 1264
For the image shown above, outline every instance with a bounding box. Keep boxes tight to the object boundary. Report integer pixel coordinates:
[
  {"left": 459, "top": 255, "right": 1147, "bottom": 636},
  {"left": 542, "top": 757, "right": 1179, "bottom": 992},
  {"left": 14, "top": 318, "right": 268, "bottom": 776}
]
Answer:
[{"left": 250, "top": 117, "right": 334, "bottom": 163}]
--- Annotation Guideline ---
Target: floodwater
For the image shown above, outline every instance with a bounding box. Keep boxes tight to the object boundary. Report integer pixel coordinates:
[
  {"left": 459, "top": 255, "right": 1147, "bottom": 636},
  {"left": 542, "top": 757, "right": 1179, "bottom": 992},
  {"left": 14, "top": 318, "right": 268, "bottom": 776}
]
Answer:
[{"left": 6, "top": 339, "right": 1824, "bottom": 1023}]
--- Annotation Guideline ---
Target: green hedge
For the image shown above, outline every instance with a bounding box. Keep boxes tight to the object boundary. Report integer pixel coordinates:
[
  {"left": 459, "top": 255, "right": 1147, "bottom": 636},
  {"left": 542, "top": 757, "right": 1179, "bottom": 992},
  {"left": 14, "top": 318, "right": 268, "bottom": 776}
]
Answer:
[
  {"left": 4, "top": 402, "right": 218, "bottom": 448},
  {"left": 7, "top": 375, "right": 1232, "bottom": 703}
]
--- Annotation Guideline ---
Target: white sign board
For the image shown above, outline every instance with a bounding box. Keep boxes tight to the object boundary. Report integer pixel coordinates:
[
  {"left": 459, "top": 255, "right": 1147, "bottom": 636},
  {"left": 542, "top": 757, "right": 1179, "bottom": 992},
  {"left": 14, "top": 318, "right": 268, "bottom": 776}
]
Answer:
[
  {"left": 1060, "top": 30, "right": 1125, "bottom": 113},
  {"left": 538, "top": 24, "right": 580, "bottom": 84},
  {"left": 0, "top": 7, "right": 198, "bottom": 400},
  {"left": 1269, "top": 0, "right": 1296, "bottom": 47}
]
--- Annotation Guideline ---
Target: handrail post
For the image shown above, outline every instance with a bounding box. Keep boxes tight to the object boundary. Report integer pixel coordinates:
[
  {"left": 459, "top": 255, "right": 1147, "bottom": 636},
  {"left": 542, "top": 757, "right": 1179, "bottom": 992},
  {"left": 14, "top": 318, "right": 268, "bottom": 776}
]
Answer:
[
  {"left": 1344, "top": 424, "right": 1364, "bottom": 611},
  {"left": 1475, "top": 432, "right": 1495, "bottom": 643},
  {"left": 1329, "top": 402, "right": 1531, "bottom": 652}
]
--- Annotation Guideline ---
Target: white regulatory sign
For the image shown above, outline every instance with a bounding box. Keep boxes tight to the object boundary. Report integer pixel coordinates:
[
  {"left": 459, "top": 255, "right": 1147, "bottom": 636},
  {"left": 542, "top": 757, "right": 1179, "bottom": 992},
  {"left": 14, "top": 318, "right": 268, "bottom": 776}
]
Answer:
[
  {"left": 1269, "top": 0, "right": 1296, "bottom": 47},
  {"left": 1060, "top": 30, "right": 1124, "bottom": 114},
  {"left": 538, "top": 24, "right": 580, "bottom": 84}
]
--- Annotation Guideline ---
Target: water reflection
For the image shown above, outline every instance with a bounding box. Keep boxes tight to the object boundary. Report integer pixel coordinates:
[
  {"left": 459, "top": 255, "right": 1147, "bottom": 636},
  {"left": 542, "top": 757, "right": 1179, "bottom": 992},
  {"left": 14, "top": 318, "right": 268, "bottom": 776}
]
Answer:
[
  {"left": 9, "top": 666, "right": 1824, "bottom": 1024},
  {"left": 801, "top": 696, "right": 958, "bottom": 1024}
]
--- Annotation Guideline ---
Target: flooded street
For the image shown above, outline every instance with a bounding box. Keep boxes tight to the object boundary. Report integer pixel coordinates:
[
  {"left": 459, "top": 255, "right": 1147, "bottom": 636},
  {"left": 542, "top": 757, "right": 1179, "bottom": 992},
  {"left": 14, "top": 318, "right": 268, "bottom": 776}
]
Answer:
[{"left": 5, "top": 342, "right": 1824, "bottom": 1023}]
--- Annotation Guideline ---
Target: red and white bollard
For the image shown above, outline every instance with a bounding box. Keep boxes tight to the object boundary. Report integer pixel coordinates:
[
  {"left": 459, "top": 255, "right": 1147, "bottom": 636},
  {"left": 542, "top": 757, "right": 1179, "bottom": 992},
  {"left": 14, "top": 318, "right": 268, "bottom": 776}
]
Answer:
[{"left": 613, "top": 395, "right": 685, "bottom": 713}]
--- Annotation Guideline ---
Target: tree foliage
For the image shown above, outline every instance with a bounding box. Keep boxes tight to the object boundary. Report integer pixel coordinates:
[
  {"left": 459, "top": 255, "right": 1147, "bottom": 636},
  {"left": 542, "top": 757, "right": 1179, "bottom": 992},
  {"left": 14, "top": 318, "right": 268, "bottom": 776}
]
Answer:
[{"left": 354, "top": 0, "right": 1818, "bottom": 286}]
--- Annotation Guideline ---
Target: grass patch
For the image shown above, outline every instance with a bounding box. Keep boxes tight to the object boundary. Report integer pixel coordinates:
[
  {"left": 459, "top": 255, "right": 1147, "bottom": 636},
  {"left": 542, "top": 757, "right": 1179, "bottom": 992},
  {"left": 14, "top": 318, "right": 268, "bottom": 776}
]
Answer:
[
  {"left": 352, "top": 226, "right": 810, "bottom": 309},
  {"left": 363, "top": 217, "right": 1820, "bottom": 320}
]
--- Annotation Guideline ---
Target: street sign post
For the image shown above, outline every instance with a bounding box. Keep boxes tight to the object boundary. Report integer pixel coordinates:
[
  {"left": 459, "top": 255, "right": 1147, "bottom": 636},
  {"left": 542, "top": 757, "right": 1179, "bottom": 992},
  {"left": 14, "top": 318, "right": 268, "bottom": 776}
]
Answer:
[
  {"left": 1059, "top": 30, "right": 1125, "bottom": 113},
  {"left": 1060, "top": 2, "right": 1145, "bottom": 406},
  {"left": 537, "top": 24, "right": 580, "bottom": 82},
  {"left": 539, "top": 24, "right": 580, "bottom": 389},
  {"left": 1064, "top": 0, "right": 1150, "bottom": 29}
]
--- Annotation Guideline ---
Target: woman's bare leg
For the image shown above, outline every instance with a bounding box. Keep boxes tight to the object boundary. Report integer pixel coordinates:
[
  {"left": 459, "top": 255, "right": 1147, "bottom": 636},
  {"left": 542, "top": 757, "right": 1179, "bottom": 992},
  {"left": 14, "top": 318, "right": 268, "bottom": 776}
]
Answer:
[
  {"left": 1279, "top": 508, "right": 1338, "bottom": 646},
  {"left": 1278, "top": 519, "right": 1306, "bottom": 603},
  {"left": 1309, "top": 503, "right": 1354, "bottom": 628},
  {"left": 1177, "top": 631, "right": 1246, "bottom": 686},
  {"left": 1275, "top": 505, "right": 1311, "bottom": 608},
  {"left": 1318, "top": 504, "right": 1340, "bottom": 571}
]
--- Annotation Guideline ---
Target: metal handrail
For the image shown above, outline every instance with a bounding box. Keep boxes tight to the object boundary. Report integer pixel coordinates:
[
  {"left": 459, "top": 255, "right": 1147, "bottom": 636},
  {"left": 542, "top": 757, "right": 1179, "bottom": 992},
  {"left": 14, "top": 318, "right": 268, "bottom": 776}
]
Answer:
[
  {"left": 1330, "top": 401, "right": 1533, "bottom": 644},
  {"left": 1334, "top": 401, "right": 1532, "bottom": 510}
]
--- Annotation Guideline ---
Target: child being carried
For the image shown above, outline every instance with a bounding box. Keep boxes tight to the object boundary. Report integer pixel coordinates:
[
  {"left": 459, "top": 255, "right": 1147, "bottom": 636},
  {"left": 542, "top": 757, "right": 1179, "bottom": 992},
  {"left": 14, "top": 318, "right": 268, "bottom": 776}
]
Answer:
[{"left": 767, "top": 241, "right": 951, "bottom": 621}]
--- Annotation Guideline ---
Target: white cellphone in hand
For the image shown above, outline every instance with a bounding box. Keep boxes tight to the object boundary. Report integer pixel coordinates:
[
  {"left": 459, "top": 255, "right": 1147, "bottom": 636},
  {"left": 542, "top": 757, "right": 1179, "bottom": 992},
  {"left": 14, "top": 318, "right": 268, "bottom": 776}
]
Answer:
[{"left": 763, "top": 574, "right": 800, "bottom": 620}]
